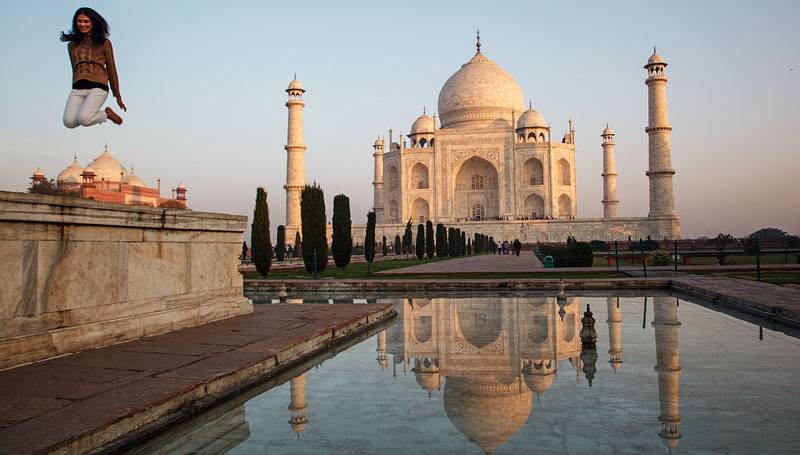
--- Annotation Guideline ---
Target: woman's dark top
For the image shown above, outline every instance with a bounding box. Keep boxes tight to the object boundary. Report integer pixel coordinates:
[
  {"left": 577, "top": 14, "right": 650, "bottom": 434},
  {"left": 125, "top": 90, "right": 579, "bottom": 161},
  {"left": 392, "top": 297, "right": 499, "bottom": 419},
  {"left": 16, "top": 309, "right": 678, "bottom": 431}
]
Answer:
[{"left": 72, "top": 79, "right": 109, "bottom": 91}]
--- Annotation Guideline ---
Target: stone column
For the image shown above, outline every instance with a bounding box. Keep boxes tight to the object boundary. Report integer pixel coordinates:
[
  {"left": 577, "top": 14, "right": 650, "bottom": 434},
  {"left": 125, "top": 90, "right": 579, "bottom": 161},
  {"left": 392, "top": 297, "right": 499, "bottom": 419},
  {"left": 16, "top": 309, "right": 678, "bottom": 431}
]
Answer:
[
  {"left": 645, "top": 50, "right": 676, "bottom": 217},
  {"left": 372, "top": 139, "right": 385, "bottom": 223},
  {"left": 652, "top": 296, "right": 681, "bottom": 449},
  {"left": 601, "top": 126, "right": 619, "bottom": 218},
  {"left": 606, "top": 297, "right": 622, "bottom": 370},
  {"left": 284, "top": 79, "right": 307, "bottom": 242},
  {"left": 288, "top": 373, "right": 308, "bottom": 436}
]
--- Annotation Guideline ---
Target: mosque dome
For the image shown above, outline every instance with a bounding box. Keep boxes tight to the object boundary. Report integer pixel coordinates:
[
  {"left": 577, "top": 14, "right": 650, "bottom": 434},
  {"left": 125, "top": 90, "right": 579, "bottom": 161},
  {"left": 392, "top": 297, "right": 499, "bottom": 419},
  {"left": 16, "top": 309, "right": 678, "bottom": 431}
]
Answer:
[
  {"left": 57, "top": 156, "right": 83, "bottom": 185},
  {"left": 444, "top": 378, "right": 532, "bottom": 454},
  {"left": 124, "top": 167, "right": 146, "bottom": 187},
  {"left": 86, "top": 145, "right": 128, "bottom": 182},
  {"left": 517, "top": 108, "right": 547, "bottom": 129},
  {"left": 410, "top": 113, "right": 435, "bottom": 135},
  {"left": 602, "top": 125, "right": 615, "bottom": 136},
  {"left": 438, "top": 43, "right": 525, "bottom": 129},
  {"left": 287, "top": 79, "right": 305, "bottom": 92}
]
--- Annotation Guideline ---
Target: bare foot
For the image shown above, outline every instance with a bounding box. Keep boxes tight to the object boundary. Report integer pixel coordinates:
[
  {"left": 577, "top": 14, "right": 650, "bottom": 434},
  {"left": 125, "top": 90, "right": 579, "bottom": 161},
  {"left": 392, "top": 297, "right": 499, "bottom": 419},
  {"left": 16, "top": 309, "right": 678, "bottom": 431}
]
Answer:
[{"left": 105, "top": 107, "right": 123, "bottom": 125}]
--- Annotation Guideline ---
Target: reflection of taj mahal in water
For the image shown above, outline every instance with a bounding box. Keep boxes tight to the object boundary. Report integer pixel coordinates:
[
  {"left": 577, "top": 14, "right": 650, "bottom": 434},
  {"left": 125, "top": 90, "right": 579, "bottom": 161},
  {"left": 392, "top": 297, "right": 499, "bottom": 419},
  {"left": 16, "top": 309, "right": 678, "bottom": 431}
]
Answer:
[{"left": 369, "top": 297, "right": 683, "bottom": 454}]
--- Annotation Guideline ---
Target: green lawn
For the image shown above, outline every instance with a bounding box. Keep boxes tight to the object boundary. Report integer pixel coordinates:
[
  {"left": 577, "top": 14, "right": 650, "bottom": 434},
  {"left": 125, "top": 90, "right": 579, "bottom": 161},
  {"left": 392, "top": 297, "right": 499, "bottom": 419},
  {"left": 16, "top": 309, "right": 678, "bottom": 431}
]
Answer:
[{"left": 691, "top": 271, "right": 800, "bottom": 286}]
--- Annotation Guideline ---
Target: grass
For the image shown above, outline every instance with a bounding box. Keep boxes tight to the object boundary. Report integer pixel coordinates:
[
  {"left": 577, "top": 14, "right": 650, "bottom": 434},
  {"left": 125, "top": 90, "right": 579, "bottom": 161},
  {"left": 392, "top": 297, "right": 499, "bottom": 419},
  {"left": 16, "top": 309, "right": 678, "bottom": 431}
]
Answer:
[
  {"left": 591, "top": 253, "right": 799, "bottom": 267},
  {"left": 244, "top": 256, "right": 627, "bottom": 280}
]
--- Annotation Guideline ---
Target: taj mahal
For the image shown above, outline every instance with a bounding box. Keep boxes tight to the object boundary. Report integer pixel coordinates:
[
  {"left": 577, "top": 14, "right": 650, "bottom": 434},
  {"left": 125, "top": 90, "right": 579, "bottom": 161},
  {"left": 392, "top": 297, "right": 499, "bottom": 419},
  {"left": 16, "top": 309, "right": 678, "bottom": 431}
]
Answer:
[{"left": 281, "top": 33, "right": 681, "bottom": 243}]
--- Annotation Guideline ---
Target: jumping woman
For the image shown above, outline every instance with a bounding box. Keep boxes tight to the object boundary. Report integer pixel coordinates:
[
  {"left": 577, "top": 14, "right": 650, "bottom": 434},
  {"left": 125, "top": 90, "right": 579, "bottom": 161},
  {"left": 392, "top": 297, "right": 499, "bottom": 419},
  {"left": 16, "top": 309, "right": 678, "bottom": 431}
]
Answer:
[{"left": 61, "top": 7, "right": 126, "bottom": 128}]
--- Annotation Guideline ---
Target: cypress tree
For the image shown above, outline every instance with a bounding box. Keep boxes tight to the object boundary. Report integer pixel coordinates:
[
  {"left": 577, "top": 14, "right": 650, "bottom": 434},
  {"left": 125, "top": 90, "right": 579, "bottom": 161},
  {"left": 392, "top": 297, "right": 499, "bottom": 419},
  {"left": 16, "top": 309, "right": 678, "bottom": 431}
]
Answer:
[
  {"left": 364, "top": 211, "right": 376, "bottom": 271},
  {"left": 467, "top": 237, "right": 472, "bottom": 255},
  {"left": 425, "top": 220, "right": 435, "bottom": 259},
  {"left": 394, "top": 234, "right": 402, "bottom": 255},
  {"left": 460, "top": 230, "right": 466, "bottom": 256},
  {"left": 331, "top": 194, "right": 352, "bottom": 268},
  {"left": 251, "top": 187, "right": 272, "bottom": 277},
  {"left": 436, "top": 223, "right": 447, "bottom": 257},
  {"left": 403, "top": 220, "right": 413, "bottom": 255},
  {"left": 294, "top": 231, "right": 302, "bottom": 258},
  {"left": 382, "top": 236, "right": 388, "bottom": 256},
  {"left": 276, "top": 225, "right": 286, "bottom": 261},
  {"left": 416, "top": 224, "right": 425, "bottom": 260},
  {"left": 448, "top": 228, "right": 455, "bottom": 257},
  {"left": 300, "top": 184, "right": 328, "bottom": 273}
]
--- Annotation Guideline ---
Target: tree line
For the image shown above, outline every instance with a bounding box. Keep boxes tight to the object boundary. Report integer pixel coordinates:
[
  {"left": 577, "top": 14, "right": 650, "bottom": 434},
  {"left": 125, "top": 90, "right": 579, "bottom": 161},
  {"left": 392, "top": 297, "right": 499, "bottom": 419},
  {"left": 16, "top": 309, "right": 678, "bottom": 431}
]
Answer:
[{"left": 249, "top": 185, "right": 494, "bottom": 276}]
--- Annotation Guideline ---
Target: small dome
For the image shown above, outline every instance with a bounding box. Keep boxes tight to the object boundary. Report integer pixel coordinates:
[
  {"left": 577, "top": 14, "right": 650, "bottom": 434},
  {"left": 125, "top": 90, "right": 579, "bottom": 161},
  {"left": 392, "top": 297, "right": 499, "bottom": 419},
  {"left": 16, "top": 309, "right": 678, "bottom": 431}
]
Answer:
[
  {"left": 82, "top": 165, "right": 96, "bottom": 175},
  {"left": 57, "top": 156, "right": 83, "bottom": 184},
  {"left": 32, "top": 167, "right": 45, "bottom": 178},
  {"left": 646, "top": 51, "right": 666, "bottom": 67},
  {"left": 517, "top": 108, "right": 547, "bottom": 129},
  {"left": 602, "top": 125, "right": 615, "bottom": 136},
  {"left": 522, "top": 360, "right": 556, "bottom": 394},
  {"left": 410, "top": 113, "right": 435, "bottom": 135},
  {"left": 287, "top": 79, "right": 305, "bottom": 92},
  {"left": 124, "top": 167, "right": 146, "bottom": 187},
  {"left": 373, "top": 137, "right": 384, "bottom": 147},
  {"left": 176, "top": 182, "right": 186, "bottom": 190},
  {"left": 86, "top": 144, "right": 128, "bottom": 182}
]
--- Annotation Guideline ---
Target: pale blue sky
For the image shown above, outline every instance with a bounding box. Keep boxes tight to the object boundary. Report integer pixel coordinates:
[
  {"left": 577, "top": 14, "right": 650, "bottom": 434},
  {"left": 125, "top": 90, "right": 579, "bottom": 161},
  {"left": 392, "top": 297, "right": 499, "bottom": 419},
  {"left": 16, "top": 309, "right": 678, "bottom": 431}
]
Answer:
[{"left": 1, "top": 0, "right": 798, "bottom": 237}]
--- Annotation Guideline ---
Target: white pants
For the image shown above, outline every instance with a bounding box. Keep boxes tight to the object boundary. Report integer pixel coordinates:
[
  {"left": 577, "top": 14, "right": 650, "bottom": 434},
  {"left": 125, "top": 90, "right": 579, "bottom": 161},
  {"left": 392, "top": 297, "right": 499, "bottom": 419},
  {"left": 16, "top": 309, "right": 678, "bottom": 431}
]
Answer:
[{"left": 63, "top": 88, "right": 108, "bottom": 128}]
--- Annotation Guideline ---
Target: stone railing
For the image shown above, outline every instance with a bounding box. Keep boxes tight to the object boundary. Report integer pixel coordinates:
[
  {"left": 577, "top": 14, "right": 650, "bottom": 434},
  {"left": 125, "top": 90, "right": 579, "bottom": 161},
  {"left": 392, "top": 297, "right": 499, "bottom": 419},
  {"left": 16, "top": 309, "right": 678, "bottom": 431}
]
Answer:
[{"left": 0, "top": 191, "right": 252, "bottom": 370}]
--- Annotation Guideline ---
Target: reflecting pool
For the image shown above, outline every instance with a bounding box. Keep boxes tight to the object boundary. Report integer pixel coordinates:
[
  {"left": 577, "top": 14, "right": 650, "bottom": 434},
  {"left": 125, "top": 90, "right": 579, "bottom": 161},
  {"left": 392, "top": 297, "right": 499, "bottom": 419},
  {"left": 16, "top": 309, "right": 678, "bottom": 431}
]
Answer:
[{"left": 128, "top": 296, "right": 800, "bottom": 454}]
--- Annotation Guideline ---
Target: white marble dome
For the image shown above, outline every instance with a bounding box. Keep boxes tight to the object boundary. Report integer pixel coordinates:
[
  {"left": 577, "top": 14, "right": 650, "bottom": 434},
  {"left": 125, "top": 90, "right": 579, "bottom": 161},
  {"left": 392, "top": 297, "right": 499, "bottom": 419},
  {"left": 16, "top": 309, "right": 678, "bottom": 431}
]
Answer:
[
  {"left": 647, "top": 51, "right": 666, "bottom": 66},
  {"left": 438, "top": 50, "right": 525, "bottom": 129},
  {"left": 124, "top": 167, "right": 146, "bottom": 187},
  {"left": 517, "top": 108, "right": 547, "bottom": 129},
  {"left": 57, "top": 156, "right": 83, "bottom": 185},
  {"left": 86, "top": 145, "right": 128, "bottom": 182},
  {"left": 410, "top": 113, "right": 435, "bottom": 134}
]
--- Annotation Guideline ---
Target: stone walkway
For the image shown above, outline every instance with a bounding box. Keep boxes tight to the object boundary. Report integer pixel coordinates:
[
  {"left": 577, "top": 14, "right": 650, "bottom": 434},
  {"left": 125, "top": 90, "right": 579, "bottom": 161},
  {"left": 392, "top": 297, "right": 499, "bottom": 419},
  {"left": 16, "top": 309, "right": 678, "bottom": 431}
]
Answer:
[
  {"left": 0, "top": 304, "right": 394, "bottom": 455},
  {"left": 378, "top": 251, "right": 543, "bottom": 275}
]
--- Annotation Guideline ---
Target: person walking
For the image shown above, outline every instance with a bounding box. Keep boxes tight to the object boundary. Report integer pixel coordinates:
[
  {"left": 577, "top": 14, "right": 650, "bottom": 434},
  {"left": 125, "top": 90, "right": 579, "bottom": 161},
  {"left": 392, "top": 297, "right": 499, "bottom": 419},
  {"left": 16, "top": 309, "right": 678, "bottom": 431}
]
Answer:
[
  {"left": 241, "top": 241, "right": 248, "bottom": 260},
  {"left": 61, "top": 7, "right": 126, "bottom": 128}
]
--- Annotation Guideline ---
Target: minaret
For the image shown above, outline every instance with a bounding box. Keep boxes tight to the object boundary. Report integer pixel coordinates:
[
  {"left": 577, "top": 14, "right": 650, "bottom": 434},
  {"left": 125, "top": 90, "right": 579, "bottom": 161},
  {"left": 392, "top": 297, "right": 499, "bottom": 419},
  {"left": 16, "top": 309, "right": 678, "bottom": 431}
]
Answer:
[
  {"left": 606, "top": 297, "right": 622, "bottom": 371},
  {"left": 284, "top": 77, "right": 307, "bottom": 242},
  {"left": 376, "top": 329, "right": 388, "bottom": 371},
  {"left": 652, "top": 296, "right": 682, "bottom": 449},
  {"left": 645, "top": 49, "right": 676, "bottom": 217},
  {"left": 601, "top": 125, "right": 619, "bottom": 218},
  {"left": 372, "top": 138, "right": 385, "bottom": 223},
  {"left": 288, "top": 373, "right": 309, "bottom": 437}
]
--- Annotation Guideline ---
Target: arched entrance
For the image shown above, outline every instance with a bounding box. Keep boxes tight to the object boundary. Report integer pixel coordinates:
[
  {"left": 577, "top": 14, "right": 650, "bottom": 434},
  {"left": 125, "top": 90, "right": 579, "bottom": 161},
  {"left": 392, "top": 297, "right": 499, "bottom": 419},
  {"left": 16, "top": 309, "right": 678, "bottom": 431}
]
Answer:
[
  {"left": 454, "top": 156, "right": 499, "bottom": 221},
  {"left": 412, "top": 197, "right": 430, "bottom": 223},
  {"left": 524, "top": 193, "right": 544, "bottom": 219}
]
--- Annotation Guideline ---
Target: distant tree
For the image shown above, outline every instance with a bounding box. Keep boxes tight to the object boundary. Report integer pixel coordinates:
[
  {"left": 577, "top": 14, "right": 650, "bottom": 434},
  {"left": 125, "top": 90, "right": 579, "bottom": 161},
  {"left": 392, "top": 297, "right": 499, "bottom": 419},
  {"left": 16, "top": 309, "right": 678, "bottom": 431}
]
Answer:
[
  {"left": 275, "top": 225, "right": 286, "bottom": 261},
  {"left": 448, "top": 228, "right": 456, "bottom": 257},
  {"left": 332, "top": 194, "right": 353, "bottom": 268},
  {"left": 467, "top": 237, "right": 472, "bottom": 255},
  {"left": 749, "top": 228, "right": 788, "bottom": 242},
  {"left": 394, "top": 234, "right": 402, "bottom": 255},
  {"left": 743, "top": 236, "right": 759, "bottom": 255},
  {"left": 382, "top": 236, "right": 388, "bottom": 256},
  {"left": 425, "top": 220, "right": 435, "bottom": 259},
  {"left": 713, "top": 233, "right": 734, "bottom": 252},
  {"left": 416, "top": 224, "right": 425, "bottom": 260},
  {"left": 294, "top": 231, "right": 302, "bottom": 258},
  {"left": 460, "top": 230, "right": 466, "bottom": 256},
  {"left": 301, "top": 184, "right": 327, "bottom": 273},
  {"left": 251, "top": 187, "right": 272, "bottom": 277},
  {"left": 364, "top": 211, "right": 376, "bottom": 272},
  {"left": 788, "top": 235, "right": 800, "bottom": 248}
]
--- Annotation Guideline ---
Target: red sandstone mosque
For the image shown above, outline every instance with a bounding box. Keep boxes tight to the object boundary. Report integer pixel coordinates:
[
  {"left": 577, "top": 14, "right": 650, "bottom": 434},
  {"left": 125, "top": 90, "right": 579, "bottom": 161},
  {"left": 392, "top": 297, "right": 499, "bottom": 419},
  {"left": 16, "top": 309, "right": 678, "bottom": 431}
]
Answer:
[{"left": 30, "top": 144, "right": 187, "bottom": 208}]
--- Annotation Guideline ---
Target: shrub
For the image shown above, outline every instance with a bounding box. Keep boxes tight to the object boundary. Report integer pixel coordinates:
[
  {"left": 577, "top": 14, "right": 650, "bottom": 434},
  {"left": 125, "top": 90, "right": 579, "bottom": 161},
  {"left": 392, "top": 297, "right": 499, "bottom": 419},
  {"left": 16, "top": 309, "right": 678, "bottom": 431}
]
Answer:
[
  {"left": 300, "top": 184, "right": 327, "bottom": 273},
  {"left": 364, "top": 211, "right": 376, "bottom": 266},
  {"left": 382, "top": 236, "right": 388, "bottom": 256},
  {"left": 436, "top": 224, "right": 447, "bottom": 257},
  {"left": 651, "top": 250, "right": 672, "bottom": 266},
  {"left": 589, "top": 240, "right": 610, "bottom": 251},
  {"left": 276, "top": 225, "right": 286, "bottom": 261},
  {"left": 538, "top": 241, "right": 593, "bottom": 267},
  {"left": 394, "top": 234, "right": 402, "bottom": 255},
  {"left": 332, "top": 194, "right": 352, "bottom": 268},
  {"left": 251, "top": 187, "right": 272, "bottom": 277},
  {"left": 425, "top": 221, "right": 435, "bottom": 259},
  {"left": 416, "top": 224, "right": 425, "bottom": 260}
]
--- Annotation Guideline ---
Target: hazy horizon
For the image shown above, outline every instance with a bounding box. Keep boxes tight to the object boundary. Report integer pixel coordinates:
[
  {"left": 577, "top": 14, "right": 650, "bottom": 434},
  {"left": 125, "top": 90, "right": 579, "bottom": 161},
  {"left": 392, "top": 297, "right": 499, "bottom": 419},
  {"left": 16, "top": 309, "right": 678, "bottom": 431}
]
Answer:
[{"left": 1, "top": 0, "right": 798, "bottom": 238}]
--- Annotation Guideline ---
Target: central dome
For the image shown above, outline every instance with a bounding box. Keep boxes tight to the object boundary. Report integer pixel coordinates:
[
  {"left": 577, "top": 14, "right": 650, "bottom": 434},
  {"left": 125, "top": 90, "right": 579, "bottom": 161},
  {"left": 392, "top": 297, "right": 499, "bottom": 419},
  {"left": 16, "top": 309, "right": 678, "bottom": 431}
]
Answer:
[{"left": 438, "top": 49, "right": 525, "bottom": 129}]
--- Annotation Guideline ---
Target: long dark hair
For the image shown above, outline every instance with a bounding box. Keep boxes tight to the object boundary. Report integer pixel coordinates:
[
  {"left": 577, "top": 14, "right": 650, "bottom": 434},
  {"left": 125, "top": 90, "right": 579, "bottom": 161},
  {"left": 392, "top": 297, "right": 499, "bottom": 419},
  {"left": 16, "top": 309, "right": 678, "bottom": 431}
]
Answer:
[{"left": 60, "top": 7, "right": 109, "bottom": 44}]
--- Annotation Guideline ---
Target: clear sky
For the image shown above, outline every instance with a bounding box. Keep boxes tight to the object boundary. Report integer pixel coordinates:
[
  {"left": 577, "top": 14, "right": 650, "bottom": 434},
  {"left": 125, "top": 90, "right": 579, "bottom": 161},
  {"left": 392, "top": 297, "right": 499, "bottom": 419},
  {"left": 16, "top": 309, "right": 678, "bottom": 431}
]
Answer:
[{"left": 1, "top": 0, "right": 798, "bottom": 238}]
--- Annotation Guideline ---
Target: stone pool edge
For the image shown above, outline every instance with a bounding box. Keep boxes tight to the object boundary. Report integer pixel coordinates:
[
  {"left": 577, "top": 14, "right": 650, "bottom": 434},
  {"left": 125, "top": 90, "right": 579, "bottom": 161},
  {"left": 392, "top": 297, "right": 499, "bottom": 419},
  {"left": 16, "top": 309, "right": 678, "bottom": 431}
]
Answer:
[{"left": 244, "top": 277, "right": 800, "bottom": 328}]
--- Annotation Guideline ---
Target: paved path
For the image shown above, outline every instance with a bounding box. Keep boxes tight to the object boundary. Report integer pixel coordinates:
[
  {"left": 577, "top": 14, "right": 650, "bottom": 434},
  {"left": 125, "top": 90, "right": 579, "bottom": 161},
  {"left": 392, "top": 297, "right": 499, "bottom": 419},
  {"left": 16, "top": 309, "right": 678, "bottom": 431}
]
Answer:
[
  {"left": 378, "top": 252, "right": 543, "bottom": 275},
  {"left": 0, "top": 304, "right": 394, "bottom": 455},
  {"left": 671, "top": 275, "right": 800, "bottom": 325}
]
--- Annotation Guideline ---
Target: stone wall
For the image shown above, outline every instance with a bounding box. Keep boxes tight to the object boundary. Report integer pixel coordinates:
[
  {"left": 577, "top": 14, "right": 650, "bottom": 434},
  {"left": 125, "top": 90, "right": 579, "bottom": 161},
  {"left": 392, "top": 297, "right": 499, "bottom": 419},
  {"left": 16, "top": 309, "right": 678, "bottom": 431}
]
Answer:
[
  {"left": 366, "top": 215, "right": 680, "bottom": 245},
  {"left": 0, "top": 191, "right": 252, "bottom": 370}
]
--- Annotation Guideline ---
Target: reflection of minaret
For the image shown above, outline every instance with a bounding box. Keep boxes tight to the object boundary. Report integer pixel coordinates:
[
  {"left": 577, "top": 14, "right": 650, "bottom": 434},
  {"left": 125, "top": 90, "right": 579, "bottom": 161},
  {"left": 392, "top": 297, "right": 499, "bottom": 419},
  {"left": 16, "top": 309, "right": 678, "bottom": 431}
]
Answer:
[
  {"left": 288, "top": 373, "right": 308, "bottom": 437},
  {"left": 652, "top": 296, "right": 681, "bottom": 449},
  {"left": 376, "top": 330, "right": 388, "bottom": 371},
  {"left": 607, "top": 297, "right": 623, "bottom": 371}
]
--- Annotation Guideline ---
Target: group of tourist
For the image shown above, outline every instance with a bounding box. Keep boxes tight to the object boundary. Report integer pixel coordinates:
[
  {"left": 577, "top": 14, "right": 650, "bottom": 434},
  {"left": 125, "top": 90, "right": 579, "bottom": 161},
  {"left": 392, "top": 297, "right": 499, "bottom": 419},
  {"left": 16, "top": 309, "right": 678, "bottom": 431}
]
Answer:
[
  {"left": 493, "top": 239, "right": 522, "bottom": 256},
  {"left": 240, "top": 241, "right": 300, "bottom": 261}
]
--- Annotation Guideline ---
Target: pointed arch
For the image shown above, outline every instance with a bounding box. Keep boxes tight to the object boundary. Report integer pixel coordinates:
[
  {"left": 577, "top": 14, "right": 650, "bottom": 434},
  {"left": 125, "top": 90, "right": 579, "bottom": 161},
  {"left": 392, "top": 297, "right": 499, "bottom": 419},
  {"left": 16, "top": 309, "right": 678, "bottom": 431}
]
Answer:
[
  {"left": 410, "top": 163, "right": 429, "bottom": 189},
  {"left": 557, "top": 193, "right": 572, "bottom": 218},
  {"left": 558, "top": 158, "right": 571, "bottom": 186},
  {"left": 523, "top": 157, "right": 544, "bottom": 186},
  {"left": 411, "top": 197, "right": 429, "bottom": 223}
]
